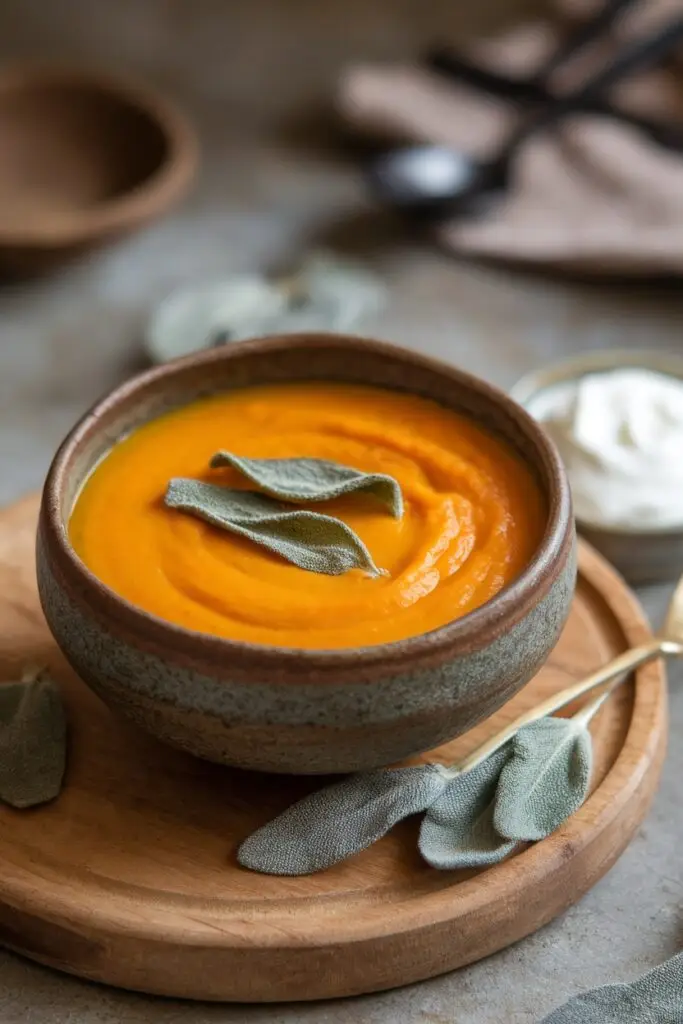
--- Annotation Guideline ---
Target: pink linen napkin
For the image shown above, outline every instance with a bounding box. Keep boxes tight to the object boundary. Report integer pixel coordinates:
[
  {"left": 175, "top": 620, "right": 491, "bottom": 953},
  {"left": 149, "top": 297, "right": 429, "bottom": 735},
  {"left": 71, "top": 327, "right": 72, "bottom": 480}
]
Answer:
[{"left": 337, "top": 0, "right": 683, "bottom": 276}]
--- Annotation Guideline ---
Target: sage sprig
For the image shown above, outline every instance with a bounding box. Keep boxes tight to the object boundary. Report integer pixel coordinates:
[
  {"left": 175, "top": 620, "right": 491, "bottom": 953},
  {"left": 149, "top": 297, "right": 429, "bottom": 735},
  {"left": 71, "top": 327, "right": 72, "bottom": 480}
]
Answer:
[
  {"left": 418, "top": 699, "right": 600, "bottom": 871},
  {"left": 210, "top": 451, "right": 403, "bottom": 518},
  {"left": 238, "top": 694, "right": 605, "bottom": 877},
  {"left": 494, "top": 705, "right": 595, "bottom": 842},
  {"left": 541, "top": 951, "right": 683, "bottom": 1023},
  {"left": 144, "top": 254, "right": 387, "bottom": 363},
  {"left": 238, "top": 765, "right": 449, "bottom": 875},
  {"left": 165, "top": 479, "right": 385, "bottom": 576},
  {"left": 0, "top": 666, "right": 67, "bottom": 809},
  {"left": 418, "top": 747, "right": 517, "bottom": 870}
]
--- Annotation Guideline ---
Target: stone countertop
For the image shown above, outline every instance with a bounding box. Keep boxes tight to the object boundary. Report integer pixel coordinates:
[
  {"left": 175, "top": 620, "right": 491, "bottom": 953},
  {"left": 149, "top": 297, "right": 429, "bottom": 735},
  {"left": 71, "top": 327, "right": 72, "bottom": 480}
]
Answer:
[{"left": 0, "top": 0, "right": 682, "bottom": 1021}]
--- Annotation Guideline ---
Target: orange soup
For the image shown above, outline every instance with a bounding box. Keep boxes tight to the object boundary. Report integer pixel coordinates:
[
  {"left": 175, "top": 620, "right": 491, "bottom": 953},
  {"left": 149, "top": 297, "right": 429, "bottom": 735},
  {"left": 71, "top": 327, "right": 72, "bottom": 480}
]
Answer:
[{"left": 70, "top": 382, "right": 545, "bottom": 649}]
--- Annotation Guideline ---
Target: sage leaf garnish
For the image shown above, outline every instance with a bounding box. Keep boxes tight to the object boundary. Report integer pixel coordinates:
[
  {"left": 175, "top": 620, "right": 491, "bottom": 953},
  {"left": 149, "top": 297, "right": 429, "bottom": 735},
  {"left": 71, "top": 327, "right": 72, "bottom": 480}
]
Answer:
[
  {"left": 493, "top": 715, "right": 593, "bottom": 842},
  {"left": 0, "top": 668, "right": 67, "bottom": 809},
  {"left": 210, "top": 451, "right": 403, "bottom": 518},
  {"left": 418, "top": 747, "right": 517, "bottom": 870},
  {"left": 237, "top": 765, "right": 449, "bottom": 876},
  {"left": 238, "top": 697, "right": 603, "bottom": 877},
  {"left": 541, "top": 951, "right": 683, "bottom": 1023},
  {"left": 165, "top": 479, "right": 385, "bottom": 576}
]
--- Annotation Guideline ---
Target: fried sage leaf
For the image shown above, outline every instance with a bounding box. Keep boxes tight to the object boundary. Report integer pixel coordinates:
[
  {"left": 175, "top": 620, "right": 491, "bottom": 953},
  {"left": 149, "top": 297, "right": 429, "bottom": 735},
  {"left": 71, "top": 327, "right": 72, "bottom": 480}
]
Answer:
[
  {"left": 541, "top": 951, "right": 683, "bottom": 1023},
  {"left": 0, "top": 671, "right": 67, "bottom": 809},
  {"left": 418, "top": 747, "right": 517, "bottom": 870},
  {"left": 210, "top": 451, "right": 403, "bottom": 518},
  {"left": 494, "top": 716, "right": 593, "bottom": 842},
  {"left": 238, "top": 765, "right": 449, "bottom": 876},
  {"left": 165, "top": 479, "right": 384, "bottom": 576}
]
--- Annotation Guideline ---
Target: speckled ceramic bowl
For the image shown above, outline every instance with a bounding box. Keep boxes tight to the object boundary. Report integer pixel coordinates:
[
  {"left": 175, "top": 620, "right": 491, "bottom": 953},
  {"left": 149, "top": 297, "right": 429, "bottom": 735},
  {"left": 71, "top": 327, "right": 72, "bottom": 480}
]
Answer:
[
  {"left": 37, "top": 334, "right": 575, "bottom": 774},
  {"left": 512, "top": 348, "right": 683, "bottom": 586}
]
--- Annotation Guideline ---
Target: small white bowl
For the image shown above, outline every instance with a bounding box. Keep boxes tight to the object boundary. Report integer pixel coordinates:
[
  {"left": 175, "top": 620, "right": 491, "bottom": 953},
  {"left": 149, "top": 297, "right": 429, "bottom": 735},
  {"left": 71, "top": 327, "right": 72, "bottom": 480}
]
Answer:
[{"left": 511, "top": 349, "right": 683, "bottom": 585}]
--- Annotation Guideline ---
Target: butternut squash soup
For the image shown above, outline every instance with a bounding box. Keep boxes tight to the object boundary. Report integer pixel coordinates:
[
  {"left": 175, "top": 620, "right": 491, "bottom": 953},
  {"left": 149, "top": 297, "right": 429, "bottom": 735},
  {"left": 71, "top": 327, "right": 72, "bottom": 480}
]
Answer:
[{"left": 70, "top": 382, "right": 545, "bottom": 648}]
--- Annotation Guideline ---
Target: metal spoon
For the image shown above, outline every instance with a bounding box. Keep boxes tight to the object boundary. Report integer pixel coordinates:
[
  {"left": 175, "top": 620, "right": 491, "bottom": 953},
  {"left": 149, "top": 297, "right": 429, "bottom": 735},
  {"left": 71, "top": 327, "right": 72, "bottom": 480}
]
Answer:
[
  {"left": 369, "top": 16, "right": 683, "bottom": 218},
  {"left": 447, "top": 568, "right": 683, "bottom": 777}
]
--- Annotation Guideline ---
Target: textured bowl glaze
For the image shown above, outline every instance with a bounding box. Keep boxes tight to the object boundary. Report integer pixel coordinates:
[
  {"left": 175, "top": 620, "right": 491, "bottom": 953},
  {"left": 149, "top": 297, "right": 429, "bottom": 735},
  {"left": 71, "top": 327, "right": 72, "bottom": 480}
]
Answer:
[
  {"left": 38, "top": 334, "right": 575, "bottom": 774},
  {"left": 512, "top": 348, "right": 683, "bottom": 586}
]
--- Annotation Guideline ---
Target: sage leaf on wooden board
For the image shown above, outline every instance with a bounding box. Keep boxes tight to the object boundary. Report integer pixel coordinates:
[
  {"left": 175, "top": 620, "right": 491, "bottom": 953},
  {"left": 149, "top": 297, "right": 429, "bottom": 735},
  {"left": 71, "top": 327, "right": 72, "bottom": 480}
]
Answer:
[
  {"left": 418, "top": 747, "right": 517, "bottom": 870},
  {"left": 165, "top": 479, "right": 385, "bottom": 576},
  {"left": 0, "top": 670, "right": 67, "bottom": 809},
  {"left": 210, "top": 451, "right": 404, "bottom": 518},
  {"left": 493, "top": 716, "right": 593, "bottom": 842},
  {"left": 237, "top": 766, "right": 449, "bottom": 876},
  {"left": 541, "top": 951, "right": 683, "bottom": 1023}
]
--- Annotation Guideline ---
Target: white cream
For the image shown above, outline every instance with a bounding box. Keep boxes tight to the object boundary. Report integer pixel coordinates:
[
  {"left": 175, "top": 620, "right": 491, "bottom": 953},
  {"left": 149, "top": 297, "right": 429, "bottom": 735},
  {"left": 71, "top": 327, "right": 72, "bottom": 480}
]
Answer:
[{"left": 527, "top": 368, "right": 683, "bottom": 531}]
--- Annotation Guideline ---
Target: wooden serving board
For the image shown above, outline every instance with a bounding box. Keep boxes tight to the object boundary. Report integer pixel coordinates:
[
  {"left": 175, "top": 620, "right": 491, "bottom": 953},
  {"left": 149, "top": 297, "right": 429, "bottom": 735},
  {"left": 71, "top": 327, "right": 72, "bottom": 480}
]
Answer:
[{"left": 0, "top": 495, "right": 667, "bottom": 1002}]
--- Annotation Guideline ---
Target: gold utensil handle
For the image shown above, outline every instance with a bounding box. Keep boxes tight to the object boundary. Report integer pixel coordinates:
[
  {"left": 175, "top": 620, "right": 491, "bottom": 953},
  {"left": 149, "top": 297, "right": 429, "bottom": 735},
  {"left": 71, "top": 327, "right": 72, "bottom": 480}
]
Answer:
[{"left": 455, "top": 637, "right": 671, "bottom": 775}]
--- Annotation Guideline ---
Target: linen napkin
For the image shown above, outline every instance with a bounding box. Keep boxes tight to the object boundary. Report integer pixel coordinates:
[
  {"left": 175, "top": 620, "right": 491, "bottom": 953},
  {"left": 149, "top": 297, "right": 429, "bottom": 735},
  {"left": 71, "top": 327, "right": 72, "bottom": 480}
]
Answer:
[{"left": 337, "top": 0, "right": 683, "bottom": 276}]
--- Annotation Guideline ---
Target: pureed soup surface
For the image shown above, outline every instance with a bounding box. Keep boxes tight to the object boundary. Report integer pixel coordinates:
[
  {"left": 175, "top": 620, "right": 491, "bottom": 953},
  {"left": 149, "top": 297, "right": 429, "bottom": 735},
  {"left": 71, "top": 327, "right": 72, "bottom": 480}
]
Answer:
[{"left": 70, "top": 382, "right": 545, "bottom": 649}]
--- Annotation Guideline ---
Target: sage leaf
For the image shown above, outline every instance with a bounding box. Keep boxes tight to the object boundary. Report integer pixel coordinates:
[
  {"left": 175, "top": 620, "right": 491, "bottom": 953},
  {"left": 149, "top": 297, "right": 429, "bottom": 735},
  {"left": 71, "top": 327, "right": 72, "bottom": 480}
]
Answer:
[
  {"left": 418, "top": 747, "right": 517, "bottom": 870},
  {"left": 166, "top": 479, "right": 384, "bottom": 576},
  {"left": 0, "top": 672, "right": 67, "bottom": 809},
  {"left": 494, "top": 717, "right": 593, "bottom": 842},
  {"left": 292, "top": 252, "right": 387, "bottom": 331},
  {"left": 238, "top": 765, "right": 449, "bottom": 875},
  {"left": 145, "top": 276, "right": 288, "bottom": 363},
  {"left": 145, "top": 256, "right": 387, "bottom": 364},
  {"left": 541, "top": 951, "right": 683, "bottom": 1023},
  {"left": 210, "top": 451, "right": 403, "bottom": 518}
]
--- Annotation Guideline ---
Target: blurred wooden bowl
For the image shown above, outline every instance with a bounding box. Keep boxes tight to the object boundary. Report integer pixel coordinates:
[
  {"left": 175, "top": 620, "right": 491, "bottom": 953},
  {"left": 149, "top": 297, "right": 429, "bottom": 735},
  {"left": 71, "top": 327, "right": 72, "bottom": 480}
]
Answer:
[{"left": 0, "top": 63, "right": 198, "bottom": 273}]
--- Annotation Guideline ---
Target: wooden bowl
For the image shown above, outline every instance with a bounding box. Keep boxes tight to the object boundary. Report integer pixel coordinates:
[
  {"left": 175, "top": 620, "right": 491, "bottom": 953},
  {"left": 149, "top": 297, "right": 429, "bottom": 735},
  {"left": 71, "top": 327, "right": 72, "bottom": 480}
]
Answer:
[
  {"left": 0, "top": 63, "right": 197, "bottom": 272},
  {"left": 512, "top": 348, "right": 683, "bottom": 585},
  {"left": 37, "top": 335, "right": 575, "bottom": 774}
]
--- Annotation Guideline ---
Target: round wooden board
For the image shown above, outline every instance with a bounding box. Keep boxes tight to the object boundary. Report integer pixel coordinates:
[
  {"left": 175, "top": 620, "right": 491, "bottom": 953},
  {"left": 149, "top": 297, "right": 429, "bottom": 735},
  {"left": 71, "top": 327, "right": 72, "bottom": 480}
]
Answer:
[{"left": 0, "top": 495, "right": 668, "bottom": 1002}]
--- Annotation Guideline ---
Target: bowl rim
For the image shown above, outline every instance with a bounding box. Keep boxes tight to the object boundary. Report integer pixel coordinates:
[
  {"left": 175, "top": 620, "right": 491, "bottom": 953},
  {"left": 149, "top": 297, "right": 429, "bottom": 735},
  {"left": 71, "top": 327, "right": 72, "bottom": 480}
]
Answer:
[
  {"left": 0, "top": 61, "right": 198, "bottom": 246},
  {"left": 511, "top": 347, "right": 683, "bottom": 539},
  {"left": 40, "top": 333, "right": 573, "bottom": 675}
]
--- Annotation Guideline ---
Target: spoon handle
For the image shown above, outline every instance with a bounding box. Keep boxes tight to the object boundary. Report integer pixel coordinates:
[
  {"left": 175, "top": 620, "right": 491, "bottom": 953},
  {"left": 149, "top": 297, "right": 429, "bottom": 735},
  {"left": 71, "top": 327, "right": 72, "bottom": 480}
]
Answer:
[
  {"left": 427, "top": 49, "right": 551, "bottom": 104},
  {"left": 510, "top": 16, "right": 683, "bottom": 148},
  {"left": 428, "top": 0, "right": 640, "bottom": 99},
  {"left": 453, "top": 636, "right": 672, "bottom": 775},
  {"left": 571, "top": 15, "right": 683, "bottom": 100},
  {"left": 539, "top": 0, "right": 640, "bottom": 79},
  {"left": 427, "top": 47, "right": 683, "bottom": 153}
]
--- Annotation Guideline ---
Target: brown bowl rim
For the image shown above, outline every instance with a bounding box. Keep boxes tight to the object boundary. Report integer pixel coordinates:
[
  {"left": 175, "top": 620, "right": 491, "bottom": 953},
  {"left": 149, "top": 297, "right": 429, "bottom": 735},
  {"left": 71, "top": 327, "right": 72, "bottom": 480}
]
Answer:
[
  {"left": 0, "top": 61, "right": 198, "bottom": 246},
  {"left": 40, "top": 334, "right": 573, "bottom": 676}
]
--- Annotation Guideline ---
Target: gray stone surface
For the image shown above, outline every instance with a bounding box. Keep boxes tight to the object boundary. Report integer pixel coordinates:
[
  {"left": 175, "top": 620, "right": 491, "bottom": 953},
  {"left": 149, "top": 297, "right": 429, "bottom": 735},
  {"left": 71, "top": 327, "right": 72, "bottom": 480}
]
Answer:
[{"left": 0, "top": 0, "right": 682, "bottom": 1020}]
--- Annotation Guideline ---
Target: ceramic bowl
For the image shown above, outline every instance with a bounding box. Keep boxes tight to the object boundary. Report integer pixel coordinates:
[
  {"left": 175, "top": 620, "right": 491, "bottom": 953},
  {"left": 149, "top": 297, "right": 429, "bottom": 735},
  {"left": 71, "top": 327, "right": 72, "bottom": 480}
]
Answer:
[
  {"left": 0, "top": 63, "right": 197, "bottom": 273},
  {"left": 37, "top": 335, "right": 575, "bottom": 774},
  {"left": 511, "top": 348, "right": 683, "bottom": 586}
]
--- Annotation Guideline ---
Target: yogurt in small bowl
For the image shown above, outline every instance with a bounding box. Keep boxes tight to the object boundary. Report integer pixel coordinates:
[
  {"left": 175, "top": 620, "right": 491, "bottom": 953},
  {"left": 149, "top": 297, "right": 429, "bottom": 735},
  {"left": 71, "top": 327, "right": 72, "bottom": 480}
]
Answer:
[{"left": 512, "top": 349, "right": 683, "bottom": 584}]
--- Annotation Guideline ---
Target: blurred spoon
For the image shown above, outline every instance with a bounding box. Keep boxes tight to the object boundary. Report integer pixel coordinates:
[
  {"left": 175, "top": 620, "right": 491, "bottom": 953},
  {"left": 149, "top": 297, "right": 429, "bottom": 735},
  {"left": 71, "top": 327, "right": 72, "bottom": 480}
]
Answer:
[
  {"left": 369, "top": 16, "right": 683, "bottom": 218},
  {"left": 428, "top": 47, "right": 683, "bottom": 154},
  {"left": 427, "top": 0, "right": 639, "bottom": 106}
]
